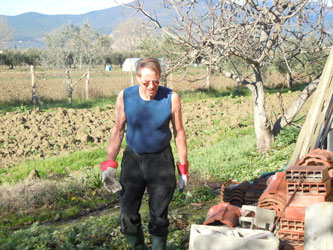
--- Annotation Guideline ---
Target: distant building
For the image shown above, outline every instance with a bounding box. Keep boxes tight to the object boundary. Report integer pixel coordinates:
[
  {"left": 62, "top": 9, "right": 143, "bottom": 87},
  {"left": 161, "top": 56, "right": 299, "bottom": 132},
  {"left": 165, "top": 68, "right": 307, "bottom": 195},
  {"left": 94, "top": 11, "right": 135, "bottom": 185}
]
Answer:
[{"left": 122, "top": 58, "right": 141, "bottom": 72}]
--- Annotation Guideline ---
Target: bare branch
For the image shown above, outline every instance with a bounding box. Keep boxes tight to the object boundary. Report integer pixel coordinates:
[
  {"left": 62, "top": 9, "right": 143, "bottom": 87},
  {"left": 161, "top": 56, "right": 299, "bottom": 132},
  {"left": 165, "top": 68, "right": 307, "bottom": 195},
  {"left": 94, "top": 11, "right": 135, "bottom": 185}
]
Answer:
[
  {"left": 72, "top": 71, "right": 89, "bottom": 88},
  {"left": 272, "top": 74, "right": 321, "bottom": 135}
]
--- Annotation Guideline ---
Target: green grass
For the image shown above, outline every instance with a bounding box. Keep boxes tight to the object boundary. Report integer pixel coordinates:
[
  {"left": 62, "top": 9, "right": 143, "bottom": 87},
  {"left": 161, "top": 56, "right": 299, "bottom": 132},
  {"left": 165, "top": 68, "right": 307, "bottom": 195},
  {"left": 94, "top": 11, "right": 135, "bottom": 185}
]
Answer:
[
  {"left": 0, "top": 139, "right": 128, "bottom": 184},
  {"left": 0, "top": 96, "right": 118, "bottom": 114},
  {"left": 188, "top": 125, "right": 297, "bottom": 182},
  {"left": 0, "top": 147, "right": 108, "bottom": 184},
  {"left": 180, "top": 87, "right": 251, "bottom": 103}
]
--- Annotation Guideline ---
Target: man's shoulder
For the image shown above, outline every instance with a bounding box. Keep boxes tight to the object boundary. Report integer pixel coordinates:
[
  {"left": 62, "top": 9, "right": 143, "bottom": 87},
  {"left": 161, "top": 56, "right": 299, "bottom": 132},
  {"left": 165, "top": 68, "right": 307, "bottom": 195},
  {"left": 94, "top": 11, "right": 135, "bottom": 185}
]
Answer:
[
  {"left": 125, "top": 85, "right": 139, "bottom": 91},
  {"left": 124, "top": 85, "right": 139, "bottom": 95},
  {"left": 159, "top": 85, "right": 172, "bottom": 91},
  {"left": 158, "top": 86, "right": 172, "bottom": 94}
]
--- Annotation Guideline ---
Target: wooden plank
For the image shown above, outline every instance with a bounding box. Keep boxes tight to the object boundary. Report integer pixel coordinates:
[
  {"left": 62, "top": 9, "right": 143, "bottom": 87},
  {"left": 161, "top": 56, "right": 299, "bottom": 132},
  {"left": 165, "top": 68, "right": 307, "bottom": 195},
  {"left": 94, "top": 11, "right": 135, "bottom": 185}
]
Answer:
[{"left": 288, "top": 47, "right": 333, "bottom": 167}]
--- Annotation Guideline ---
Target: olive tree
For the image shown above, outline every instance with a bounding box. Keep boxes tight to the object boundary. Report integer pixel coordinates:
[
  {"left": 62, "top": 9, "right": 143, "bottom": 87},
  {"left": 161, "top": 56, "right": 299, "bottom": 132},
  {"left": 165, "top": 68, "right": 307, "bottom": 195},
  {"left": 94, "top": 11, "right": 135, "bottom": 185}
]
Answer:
[
  {"left": 123, "top": 0, "right": 332, "bottom": 152},
  {"left": 94, "top": 35, "right": 113, "bottom": 66}
]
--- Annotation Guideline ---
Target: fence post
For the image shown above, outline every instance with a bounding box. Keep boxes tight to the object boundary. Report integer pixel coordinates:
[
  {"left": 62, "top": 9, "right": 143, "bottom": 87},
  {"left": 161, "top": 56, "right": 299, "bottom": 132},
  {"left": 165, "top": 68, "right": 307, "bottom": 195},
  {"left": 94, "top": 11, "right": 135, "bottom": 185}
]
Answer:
[
  {"left": 30, "top": 65, "right": 38, "bottom": 105},
  {"left": 85, "top": 70, "right": 90, "bottom": 100}
]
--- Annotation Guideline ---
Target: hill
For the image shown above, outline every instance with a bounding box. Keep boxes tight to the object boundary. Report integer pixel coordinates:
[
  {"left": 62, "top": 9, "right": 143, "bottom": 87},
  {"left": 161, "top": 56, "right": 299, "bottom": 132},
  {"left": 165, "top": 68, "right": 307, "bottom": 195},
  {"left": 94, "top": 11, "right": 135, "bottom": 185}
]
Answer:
[
  {"left": 7, "top": 7, "right": 131, "bottom": 41},
  {"left": 3, "top": 0, "right": 166, "bottom": 49},
  {"left": 4, "top": 6, "right": 132, "bottom": 48}
]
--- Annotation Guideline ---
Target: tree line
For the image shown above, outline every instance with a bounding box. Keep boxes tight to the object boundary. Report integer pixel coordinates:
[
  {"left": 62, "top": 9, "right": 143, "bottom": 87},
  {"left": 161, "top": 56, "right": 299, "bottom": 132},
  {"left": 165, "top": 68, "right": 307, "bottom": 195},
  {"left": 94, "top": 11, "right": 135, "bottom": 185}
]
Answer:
[{"left": 0, "top": 47, "right": 138, "bottom": 69}]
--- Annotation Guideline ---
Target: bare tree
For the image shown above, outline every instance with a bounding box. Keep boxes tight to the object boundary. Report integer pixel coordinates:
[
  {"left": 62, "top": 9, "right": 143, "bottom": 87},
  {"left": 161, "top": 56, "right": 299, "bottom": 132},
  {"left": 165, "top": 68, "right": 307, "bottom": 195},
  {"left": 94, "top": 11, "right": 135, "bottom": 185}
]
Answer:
[
  {"left": 122, "top": 0, "right": 332, "bottom": 152},
  {"left": 0, "top": 17, "right": 14, "bottom": 46},
  {"left": 44, "top": 21, "right": 111, "bottom": 104}
]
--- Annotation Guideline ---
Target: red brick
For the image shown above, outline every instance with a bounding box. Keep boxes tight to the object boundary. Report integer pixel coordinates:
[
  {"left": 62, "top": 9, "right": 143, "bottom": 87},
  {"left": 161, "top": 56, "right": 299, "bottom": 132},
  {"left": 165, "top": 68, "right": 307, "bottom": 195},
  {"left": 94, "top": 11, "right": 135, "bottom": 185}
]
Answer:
[
  {"left": 288, "top": 194, "right": 326, "bottom": 207},
  {"left": 284, "top": 206, "right": 306, "bottom": 221}
]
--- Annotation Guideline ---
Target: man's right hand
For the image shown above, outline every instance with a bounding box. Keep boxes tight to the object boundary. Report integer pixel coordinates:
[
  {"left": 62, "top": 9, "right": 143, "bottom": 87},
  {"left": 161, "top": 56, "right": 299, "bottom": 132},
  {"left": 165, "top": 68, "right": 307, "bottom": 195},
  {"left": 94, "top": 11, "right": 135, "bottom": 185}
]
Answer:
[
  {"left": 101, "top": 160, "right": 122, "bottom": 193},
  {"left": 177, "top": 161, "right": 189, "bottom": 193}
]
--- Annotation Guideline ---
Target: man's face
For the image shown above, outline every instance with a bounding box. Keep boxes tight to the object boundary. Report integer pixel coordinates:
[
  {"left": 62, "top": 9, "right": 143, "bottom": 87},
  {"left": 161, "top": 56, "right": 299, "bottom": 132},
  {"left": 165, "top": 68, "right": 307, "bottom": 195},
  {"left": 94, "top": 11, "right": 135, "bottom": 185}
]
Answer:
[{"left": 138, "top": 68, "right": 160, "bottom": 100}]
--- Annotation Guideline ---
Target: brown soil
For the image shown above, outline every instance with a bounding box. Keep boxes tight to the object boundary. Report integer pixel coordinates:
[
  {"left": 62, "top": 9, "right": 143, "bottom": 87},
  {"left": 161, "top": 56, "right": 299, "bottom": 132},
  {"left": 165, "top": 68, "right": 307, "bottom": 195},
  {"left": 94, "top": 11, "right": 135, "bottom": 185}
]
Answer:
[{"left": 0, "top": 90, "right": 311, "bottom": 169}]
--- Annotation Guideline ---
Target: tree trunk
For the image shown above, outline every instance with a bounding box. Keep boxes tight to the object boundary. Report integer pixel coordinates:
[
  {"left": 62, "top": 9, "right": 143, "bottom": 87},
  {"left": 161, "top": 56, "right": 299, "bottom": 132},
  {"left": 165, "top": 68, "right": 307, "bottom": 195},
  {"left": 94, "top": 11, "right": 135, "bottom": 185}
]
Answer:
[
  {"left": 67, "top": 83, "right": 73, "bottom": 105},
  {"left": 272, "top": 75, "right": 321, "bottom": 135},
  {"left": 221, "top": 67, "right": 273, "bottom": 152},
  {"left": 206, "top": 66, "right": 210, "bottom": 89},
  {"left": 79, "top": 55, "right": 82, "bottom": 70},
  {"left": 286, "top": 71, "right": 293, "bottom": 89},
  {"left": 249, "top": 69, "right": 273, "bottom": 153},
  {"left": 65, "top": 69, "right": 73, "bottom": 105}
]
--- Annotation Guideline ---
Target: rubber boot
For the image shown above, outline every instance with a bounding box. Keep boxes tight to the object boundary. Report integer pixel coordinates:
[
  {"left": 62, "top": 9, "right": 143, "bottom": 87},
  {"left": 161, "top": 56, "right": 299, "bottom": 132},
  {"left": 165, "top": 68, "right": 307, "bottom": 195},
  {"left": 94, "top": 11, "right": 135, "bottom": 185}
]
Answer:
[
  {"left": 151, "top": 235, "right": 167, "bottom": 250},
  {"left": 125, "top": 228, "right": 148, "bottom": 250}
]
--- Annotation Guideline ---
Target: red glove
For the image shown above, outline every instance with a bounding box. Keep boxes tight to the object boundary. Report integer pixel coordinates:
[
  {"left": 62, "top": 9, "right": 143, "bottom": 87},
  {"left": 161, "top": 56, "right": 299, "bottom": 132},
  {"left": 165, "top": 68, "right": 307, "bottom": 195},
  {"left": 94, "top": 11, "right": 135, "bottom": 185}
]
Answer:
[
  {"left": 101, "top": 160, "right": 118, "bottom": 171},
  {"left": 177, "top": 161, "right": 189, "bottom": 193},
  {"left": 101, "top": 160, "right": 121, "bottom": 193}
]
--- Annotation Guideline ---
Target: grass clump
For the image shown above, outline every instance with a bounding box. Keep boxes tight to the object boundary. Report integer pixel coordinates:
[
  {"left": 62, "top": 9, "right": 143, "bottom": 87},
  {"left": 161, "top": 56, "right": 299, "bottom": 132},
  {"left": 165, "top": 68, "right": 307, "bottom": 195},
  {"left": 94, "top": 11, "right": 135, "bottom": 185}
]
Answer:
[
  {"left": 188, "top": 124, "right": 298, "bottom": 182},
  {"left": 0, "top": 216, "right": 125, "bottom": 250},
  {"left": 0, "top": 147, "right": 110, "bottom": 184}
]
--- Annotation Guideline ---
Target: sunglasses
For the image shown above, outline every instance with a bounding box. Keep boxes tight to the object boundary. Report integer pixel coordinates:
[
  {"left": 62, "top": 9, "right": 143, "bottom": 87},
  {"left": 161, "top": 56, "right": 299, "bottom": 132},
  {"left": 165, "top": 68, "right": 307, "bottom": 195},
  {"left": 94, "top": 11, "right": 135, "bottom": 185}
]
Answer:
[{"left": 142, "top": 80, "right": 160, "bottom": 87}]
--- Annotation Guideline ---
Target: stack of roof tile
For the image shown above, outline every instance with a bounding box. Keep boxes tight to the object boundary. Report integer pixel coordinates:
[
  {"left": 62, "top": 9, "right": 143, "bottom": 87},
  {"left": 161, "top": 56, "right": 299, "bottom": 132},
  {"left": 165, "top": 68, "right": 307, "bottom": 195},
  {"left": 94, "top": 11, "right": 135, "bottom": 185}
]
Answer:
[
  {"left": 244, "top": 176, "right": 268, "bottom": 205},
  {"left": 220, "top": 180, "right": 251, "bottom": 207},
  {"left": 258, "top": 172, "right": 287, "bottom": 217}
]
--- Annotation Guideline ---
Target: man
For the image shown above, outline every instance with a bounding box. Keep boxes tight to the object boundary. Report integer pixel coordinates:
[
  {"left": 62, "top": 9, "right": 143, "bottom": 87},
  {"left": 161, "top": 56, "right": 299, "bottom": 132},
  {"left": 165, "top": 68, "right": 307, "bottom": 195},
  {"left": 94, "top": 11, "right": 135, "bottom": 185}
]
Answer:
[{"left": 101, "top": 57, "right": 188, "bottom": 250}]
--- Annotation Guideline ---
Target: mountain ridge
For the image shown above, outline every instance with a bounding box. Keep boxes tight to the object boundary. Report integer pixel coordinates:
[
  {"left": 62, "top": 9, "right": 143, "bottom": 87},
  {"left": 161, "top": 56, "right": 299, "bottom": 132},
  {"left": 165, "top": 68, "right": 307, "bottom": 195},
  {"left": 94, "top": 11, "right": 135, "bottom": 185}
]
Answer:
[
  {"left": 6, "top": 7, "right": 131, "bottom": 41},
  {"left": 2, "top": 0, "right": 167, "bottom": 49}
]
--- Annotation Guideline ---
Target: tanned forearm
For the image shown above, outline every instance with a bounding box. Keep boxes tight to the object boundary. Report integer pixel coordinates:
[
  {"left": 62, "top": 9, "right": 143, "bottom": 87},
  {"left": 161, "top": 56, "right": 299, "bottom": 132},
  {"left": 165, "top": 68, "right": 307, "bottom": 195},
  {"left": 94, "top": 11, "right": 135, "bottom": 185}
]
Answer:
[
  {"left": 175, "top": 128, "right": 187, "bottom": 165},
  {"left": 107, "top": 125, "right": 125, "bottom": 161},
  {"left": 106, "top": 90, "right": 126, "bottom": 161}
]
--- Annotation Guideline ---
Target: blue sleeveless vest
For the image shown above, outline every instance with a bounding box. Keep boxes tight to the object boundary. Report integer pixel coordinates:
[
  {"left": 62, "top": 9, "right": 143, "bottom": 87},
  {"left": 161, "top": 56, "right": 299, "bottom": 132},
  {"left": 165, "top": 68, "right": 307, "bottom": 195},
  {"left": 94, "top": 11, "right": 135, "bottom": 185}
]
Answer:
[{"left": 124, "top": 85, "right": 172, "bottom": 154}]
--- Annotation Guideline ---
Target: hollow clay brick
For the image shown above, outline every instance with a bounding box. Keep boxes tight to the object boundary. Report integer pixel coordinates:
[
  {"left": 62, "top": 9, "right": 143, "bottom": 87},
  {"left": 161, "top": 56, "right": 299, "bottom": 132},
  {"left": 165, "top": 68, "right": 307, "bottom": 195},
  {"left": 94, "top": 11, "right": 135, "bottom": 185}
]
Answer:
[
  {"left": 287, "top": 179, "right": 331, "bottom": 196},
  {"left": 279, "top": 218, "right": 304, "bottom": 232},
  {"left": 278, "top": 231, "right": 304, "bottom": 244},
  {"left": 285, "top": 165, "right": 329, "bottom": 183}
]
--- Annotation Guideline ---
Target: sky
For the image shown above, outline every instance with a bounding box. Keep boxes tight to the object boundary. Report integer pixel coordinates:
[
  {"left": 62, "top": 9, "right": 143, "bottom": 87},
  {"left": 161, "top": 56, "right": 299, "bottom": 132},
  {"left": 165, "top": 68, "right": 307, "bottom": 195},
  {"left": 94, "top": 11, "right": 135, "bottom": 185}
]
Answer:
[{"left": 0, "top": 0, "right": 134, "bottom": 16}]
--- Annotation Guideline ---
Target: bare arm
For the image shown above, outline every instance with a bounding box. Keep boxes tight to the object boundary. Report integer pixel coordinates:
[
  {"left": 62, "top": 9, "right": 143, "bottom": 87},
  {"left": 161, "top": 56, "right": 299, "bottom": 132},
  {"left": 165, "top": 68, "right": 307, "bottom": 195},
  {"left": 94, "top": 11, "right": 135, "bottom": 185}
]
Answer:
[
  {"left": 171, "top": 91, "right": 187, "bottom": 164},
  {"left": 107, "top": 90, "right": 126, "bottom": 161}
]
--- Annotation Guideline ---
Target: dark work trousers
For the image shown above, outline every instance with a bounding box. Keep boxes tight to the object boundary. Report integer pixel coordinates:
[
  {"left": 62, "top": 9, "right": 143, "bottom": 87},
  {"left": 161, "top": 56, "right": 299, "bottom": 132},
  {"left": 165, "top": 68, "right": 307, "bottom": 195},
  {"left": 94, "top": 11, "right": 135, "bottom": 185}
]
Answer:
[{"left": 119, "top": 145, "right": 177, "bottom": 237}]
